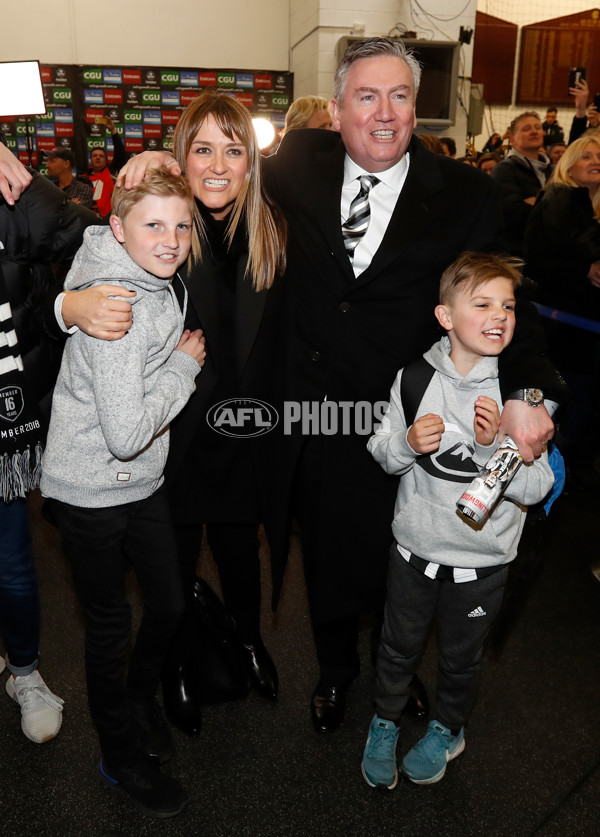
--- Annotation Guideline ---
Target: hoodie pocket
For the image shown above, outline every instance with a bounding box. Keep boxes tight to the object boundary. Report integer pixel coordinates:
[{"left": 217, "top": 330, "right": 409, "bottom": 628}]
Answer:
[{"left": 391, "top": 488, "right": 506, "bottom": 565}]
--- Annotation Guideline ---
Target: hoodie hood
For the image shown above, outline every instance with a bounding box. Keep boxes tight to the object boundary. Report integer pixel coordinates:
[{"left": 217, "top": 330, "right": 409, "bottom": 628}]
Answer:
[
  {"left": 423, "top": 335, "right": 499, "bottom": 387},
  {"left": 64, "top": 225, "right": 174, "bottom": 296}
]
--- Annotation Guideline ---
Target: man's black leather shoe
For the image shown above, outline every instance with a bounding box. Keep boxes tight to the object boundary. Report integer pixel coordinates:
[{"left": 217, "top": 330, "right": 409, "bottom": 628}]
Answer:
[
  {"left": 242, "top": 639, "right": 279, "bottom": 701},
  {"left": 404, "top": 675, "right": 429, "bottom": 720},
  {"left": 311, "top": 685, "right": 346, "bottom": 733},
  {"left": 161, "top": 662, "right": 202, "bottom": 737}
]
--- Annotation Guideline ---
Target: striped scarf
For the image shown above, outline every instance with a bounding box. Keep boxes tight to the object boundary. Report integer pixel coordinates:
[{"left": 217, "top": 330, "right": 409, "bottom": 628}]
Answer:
[{"left": 0, "top": 273, "right": 44, "bottom": 500}]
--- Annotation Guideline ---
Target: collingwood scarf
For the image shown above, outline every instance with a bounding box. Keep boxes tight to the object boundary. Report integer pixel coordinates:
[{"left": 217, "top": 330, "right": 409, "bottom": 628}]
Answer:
[{"left": 0, "top": 270, "right": 44, "bottom": 500}]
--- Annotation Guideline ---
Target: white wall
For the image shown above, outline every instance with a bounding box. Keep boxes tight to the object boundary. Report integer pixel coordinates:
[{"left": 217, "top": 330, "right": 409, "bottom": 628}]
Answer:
[
  {"left": 290, "top": 0, "right": 477, "bottom": 153},
  {"left": 290, "top": 1, "right": 413, "bottom": 100},
  {"left": 3, "top": 0, "right": 289, "bottom": 70},
  {"left": 5, "top": 0, "right": 588, "bottom": 155}
]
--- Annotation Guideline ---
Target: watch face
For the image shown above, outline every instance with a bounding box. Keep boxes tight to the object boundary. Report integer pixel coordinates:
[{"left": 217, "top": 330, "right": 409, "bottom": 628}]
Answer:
[{"left": 526, "top": 388, "right": 544, "bottom": 405}]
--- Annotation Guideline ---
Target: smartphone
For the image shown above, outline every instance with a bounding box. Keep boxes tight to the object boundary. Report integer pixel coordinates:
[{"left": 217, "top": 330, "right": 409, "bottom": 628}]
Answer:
[
  {"left": 568, "top": 66, "right": 587, "bottom": 89},
  {"left": 594, "top": 93, "right": 600, "bottom": 110},
  {"left": 94, "top": 115, "right": 108, "bottom": 125}
]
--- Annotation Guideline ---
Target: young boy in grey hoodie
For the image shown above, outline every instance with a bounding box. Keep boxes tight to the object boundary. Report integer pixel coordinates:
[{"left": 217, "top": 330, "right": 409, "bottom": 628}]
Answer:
[
  {"left": 41, "top": 168, "right": 206, "bottom": 819},
  {"left": 361, "top": 252, "right": 554, "bottom": 790}
]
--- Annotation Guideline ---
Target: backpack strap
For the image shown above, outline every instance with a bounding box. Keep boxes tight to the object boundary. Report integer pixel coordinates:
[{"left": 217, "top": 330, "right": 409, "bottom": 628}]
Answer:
[{"left": 400, "top": 356, "right": 436, "bottom": 427}]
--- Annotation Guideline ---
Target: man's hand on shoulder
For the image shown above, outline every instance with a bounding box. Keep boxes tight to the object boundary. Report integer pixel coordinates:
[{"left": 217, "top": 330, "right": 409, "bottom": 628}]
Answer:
[{"left": 499, "top": 399, "right": 554, "bottom": 461}]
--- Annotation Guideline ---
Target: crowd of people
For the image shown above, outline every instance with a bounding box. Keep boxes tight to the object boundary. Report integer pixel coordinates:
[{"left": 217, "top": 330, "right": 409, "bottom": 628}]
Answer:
[
  {"left": 414, "top": 86, "right": 600, "bottom": 491},
  {"left": 1, "top": 34, "right": 593, "bottom": 821}
]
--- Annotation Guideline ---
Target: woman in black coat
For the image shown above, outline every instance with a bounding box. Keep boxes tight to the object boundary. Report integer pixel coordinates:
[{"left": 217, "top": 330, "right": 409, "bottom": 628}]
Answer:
[
  {"left": 524, "top": 135, "right": 600, "bottom": 481},
  {"left": 121, "top": 93, "right": 288, "bottom": 730}
]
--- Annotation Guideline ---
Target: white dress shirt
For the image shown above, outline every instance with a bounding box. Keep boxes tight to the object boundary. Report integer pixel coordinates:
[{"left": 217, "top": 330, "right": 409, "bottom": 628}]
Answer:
[{"left": 340, "top": 153, "right": 410, "bottom": 277}]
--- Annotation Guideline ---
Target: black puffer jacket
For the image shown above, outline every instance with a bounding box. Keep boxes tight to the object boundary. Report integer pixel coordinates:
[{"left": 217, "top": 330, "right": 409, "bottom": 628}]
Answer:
[{"left": 0, "top": 171, "right": 97, "bottom": 424}]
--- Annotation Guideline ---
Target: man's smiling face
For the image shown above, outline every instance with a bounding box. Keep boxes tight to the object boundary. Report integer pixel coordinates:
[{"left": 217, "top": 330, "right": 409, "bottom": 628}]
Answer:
[{"left": 331, "top": 55, "right": 417, "bottom": 173}]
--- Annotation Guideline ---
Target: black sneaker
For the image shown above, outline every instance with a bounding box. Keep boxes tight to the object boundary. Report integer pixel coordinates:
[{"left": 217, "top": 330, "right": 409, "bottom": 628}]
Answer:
[
  {"left": 130, "top": 697, "right": 174, "bottom": 763},
  {"left": 100, "top": 756, "right": 189, "bottom": 818}
]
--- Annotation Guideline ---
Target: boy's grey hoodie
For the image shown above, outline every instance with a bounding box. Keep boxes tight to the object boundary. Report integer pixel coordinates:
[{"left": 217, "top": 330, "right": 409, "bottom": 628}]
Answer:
[
  {"left": 368, "top": 336, "right": 555, "bottom": 569},
  {"left": 41, "top": 225, "right": 201, "bottom": 508}
]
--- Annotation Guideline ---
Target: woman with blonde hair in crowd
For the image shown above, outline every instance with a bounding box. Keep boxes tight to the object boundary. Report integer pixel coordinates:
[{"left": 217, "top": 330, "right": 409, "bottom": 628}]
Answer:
[
  {"left": 416, "top": 134, "right": 444, "bottom": 154},
  {"left": 283, "top": 95, "right": 332, "bottom": 133}
]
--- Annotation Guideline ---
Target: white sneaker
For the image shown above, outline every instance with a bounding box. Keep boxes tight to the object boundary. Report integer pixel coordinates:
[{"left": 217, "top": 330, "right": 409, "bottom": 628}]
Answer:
[{"left": 6, "top": 670, "right": 64, "bottom": 743}]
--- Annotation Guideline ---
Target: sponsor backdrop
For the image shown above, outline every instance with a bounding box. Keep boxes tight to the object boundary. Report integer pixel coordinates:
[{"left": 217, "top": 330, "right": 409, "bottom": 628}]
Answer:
[{"left": 0, "top": 63, "right": 293, "bottom": 174}]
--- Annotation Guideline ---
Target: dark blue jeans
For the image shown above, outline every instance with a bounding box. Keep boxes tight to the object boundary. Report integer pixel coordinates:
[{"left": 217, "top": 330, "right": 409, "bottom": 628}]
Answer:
[
  {"left": 47, "top": 488, "right": 185, "bottom": 764},
  {"left": 0, "top": 498, "right": 40, "bottom": 675}
]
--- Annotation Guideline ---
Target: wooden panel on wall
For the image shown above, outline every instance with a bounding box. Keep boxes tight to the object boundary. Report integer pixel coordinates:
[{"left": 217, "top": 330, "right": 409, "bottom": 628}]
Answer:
[
  {"left": 472, "top": 11, "right": 518, "bottom": 106},
  {"left": 517, "top": 9, "right": 600, "bottom": 105}
]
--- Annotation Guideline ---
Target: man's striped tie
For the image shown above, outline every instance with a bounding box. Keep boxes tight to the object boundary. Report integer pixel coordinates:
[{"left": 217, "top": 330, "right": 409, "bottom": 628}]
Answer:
[{"left": 342, "top": 175, "right": 379, "bottom": 259}]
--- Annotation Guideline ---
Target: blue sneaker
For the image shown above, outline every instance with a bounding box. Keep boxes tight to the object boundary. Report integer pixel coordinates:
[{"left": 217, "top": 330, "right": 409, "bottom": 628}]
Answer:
[
  {"left": 401, "top": 720, "right": 465, "bottom": 784},
  {"left": 361, "top": 714, "right": 400, "bottom": 789}
]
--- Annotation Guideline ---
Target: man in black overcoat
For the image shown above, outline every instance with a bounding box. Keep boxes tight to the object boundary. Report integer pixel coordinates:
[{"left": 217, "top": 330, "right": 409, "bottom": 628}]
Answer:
[{"left": 263, "top": 37, "right": 562, "bottom": 733}]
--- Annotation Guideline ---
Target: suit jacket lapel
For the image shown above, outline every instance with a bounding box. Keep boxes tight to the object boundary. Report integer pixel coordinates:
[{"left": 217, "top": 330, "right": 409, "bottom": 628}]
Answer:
[{"left": 311, "top": 140, "right": 356, "bottom": 284}]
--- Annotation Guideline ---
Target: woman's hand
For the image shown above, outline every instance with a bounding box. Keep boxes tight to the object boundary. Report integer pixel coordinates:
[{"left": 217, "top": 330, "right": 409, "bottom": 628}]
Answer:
[
  {"left": 407, "top": 413, "right": 445, "bottom": 455},
  {"left": 116, "top": 151, "right": 180, "bottom": 188},
  {"left": 176, "top": 329, "right": 206, "bottom": 366},
  {"left": 474, "top": 396, "right": 500, "bottom": 447},
  {"left": 62, "top": 286, "right": 135, "bottom": 339}
]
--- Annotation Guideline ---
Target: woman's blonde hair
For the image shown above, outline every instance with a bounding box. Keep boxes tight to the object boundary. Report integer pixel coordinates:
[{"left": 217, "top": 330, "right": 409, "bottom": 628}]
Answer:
[
  {"left": 284, "top": 96, "right": 330, "bottom": 133},
  {"left": 549, "top": 134, "right": 600, "bottom": 219},
  {"left": 173, "top": 91, "right": 286, "bottom": 290}
]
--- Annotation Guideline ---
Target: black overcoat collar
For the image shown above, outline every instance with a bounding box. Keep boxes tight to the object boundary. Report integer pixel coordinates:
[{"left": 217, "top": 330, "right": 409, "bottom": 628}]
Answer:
[{"left": 183, "top": 239, "right": 267, "bottom": 382}]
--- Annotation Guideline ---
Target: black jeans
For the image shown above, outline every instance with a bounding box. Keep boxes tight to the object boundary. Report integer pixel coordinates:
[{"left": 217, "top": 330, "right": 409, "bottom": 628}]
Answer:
[{"left": 48, "top": 489, "right": 185, "bottom": 763}]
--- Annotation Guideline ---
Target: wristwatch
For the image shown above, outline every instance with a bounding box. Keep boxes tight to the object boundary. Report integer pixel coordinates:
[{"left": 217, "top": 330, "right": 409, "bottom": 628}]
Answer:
[{"left": 506, "top": 388, "right": 545, "bottom": 407}]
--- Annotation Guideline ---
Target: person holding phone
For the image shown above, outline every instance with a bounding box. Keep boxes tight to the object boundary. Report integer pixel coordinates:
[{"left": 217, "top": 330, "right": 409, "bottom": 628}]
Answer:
[{"left": 568, "top": 77, "right": 600, "bottom": 143}]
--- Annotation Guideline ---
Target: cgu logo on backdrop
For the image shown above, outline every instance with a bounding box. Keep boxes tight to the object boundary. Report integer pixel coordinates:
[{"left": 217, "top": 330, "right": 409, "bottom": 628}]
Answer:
[
  {"left": 52, "top": 88, "right": 72, "bottom": 102},
  {"left": 206, "top": 398, "right": 278, "bottom": 438}
]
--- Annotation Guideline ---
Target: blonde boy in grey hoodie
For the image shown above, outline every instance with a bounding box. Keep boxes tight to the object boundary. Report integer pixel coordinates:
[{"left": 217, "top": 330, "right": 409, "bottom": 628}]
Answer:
[{"left": 41, "top": 169, "right": 205, "bottom": 819}]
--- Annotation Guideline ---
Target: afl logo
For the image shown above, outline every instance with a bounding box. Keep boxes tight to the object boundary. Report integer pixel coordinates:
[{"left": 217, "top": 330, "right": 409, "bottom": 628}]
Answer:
[{"left": 206, "top": 398, "right": 279, "bottom": 438}]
